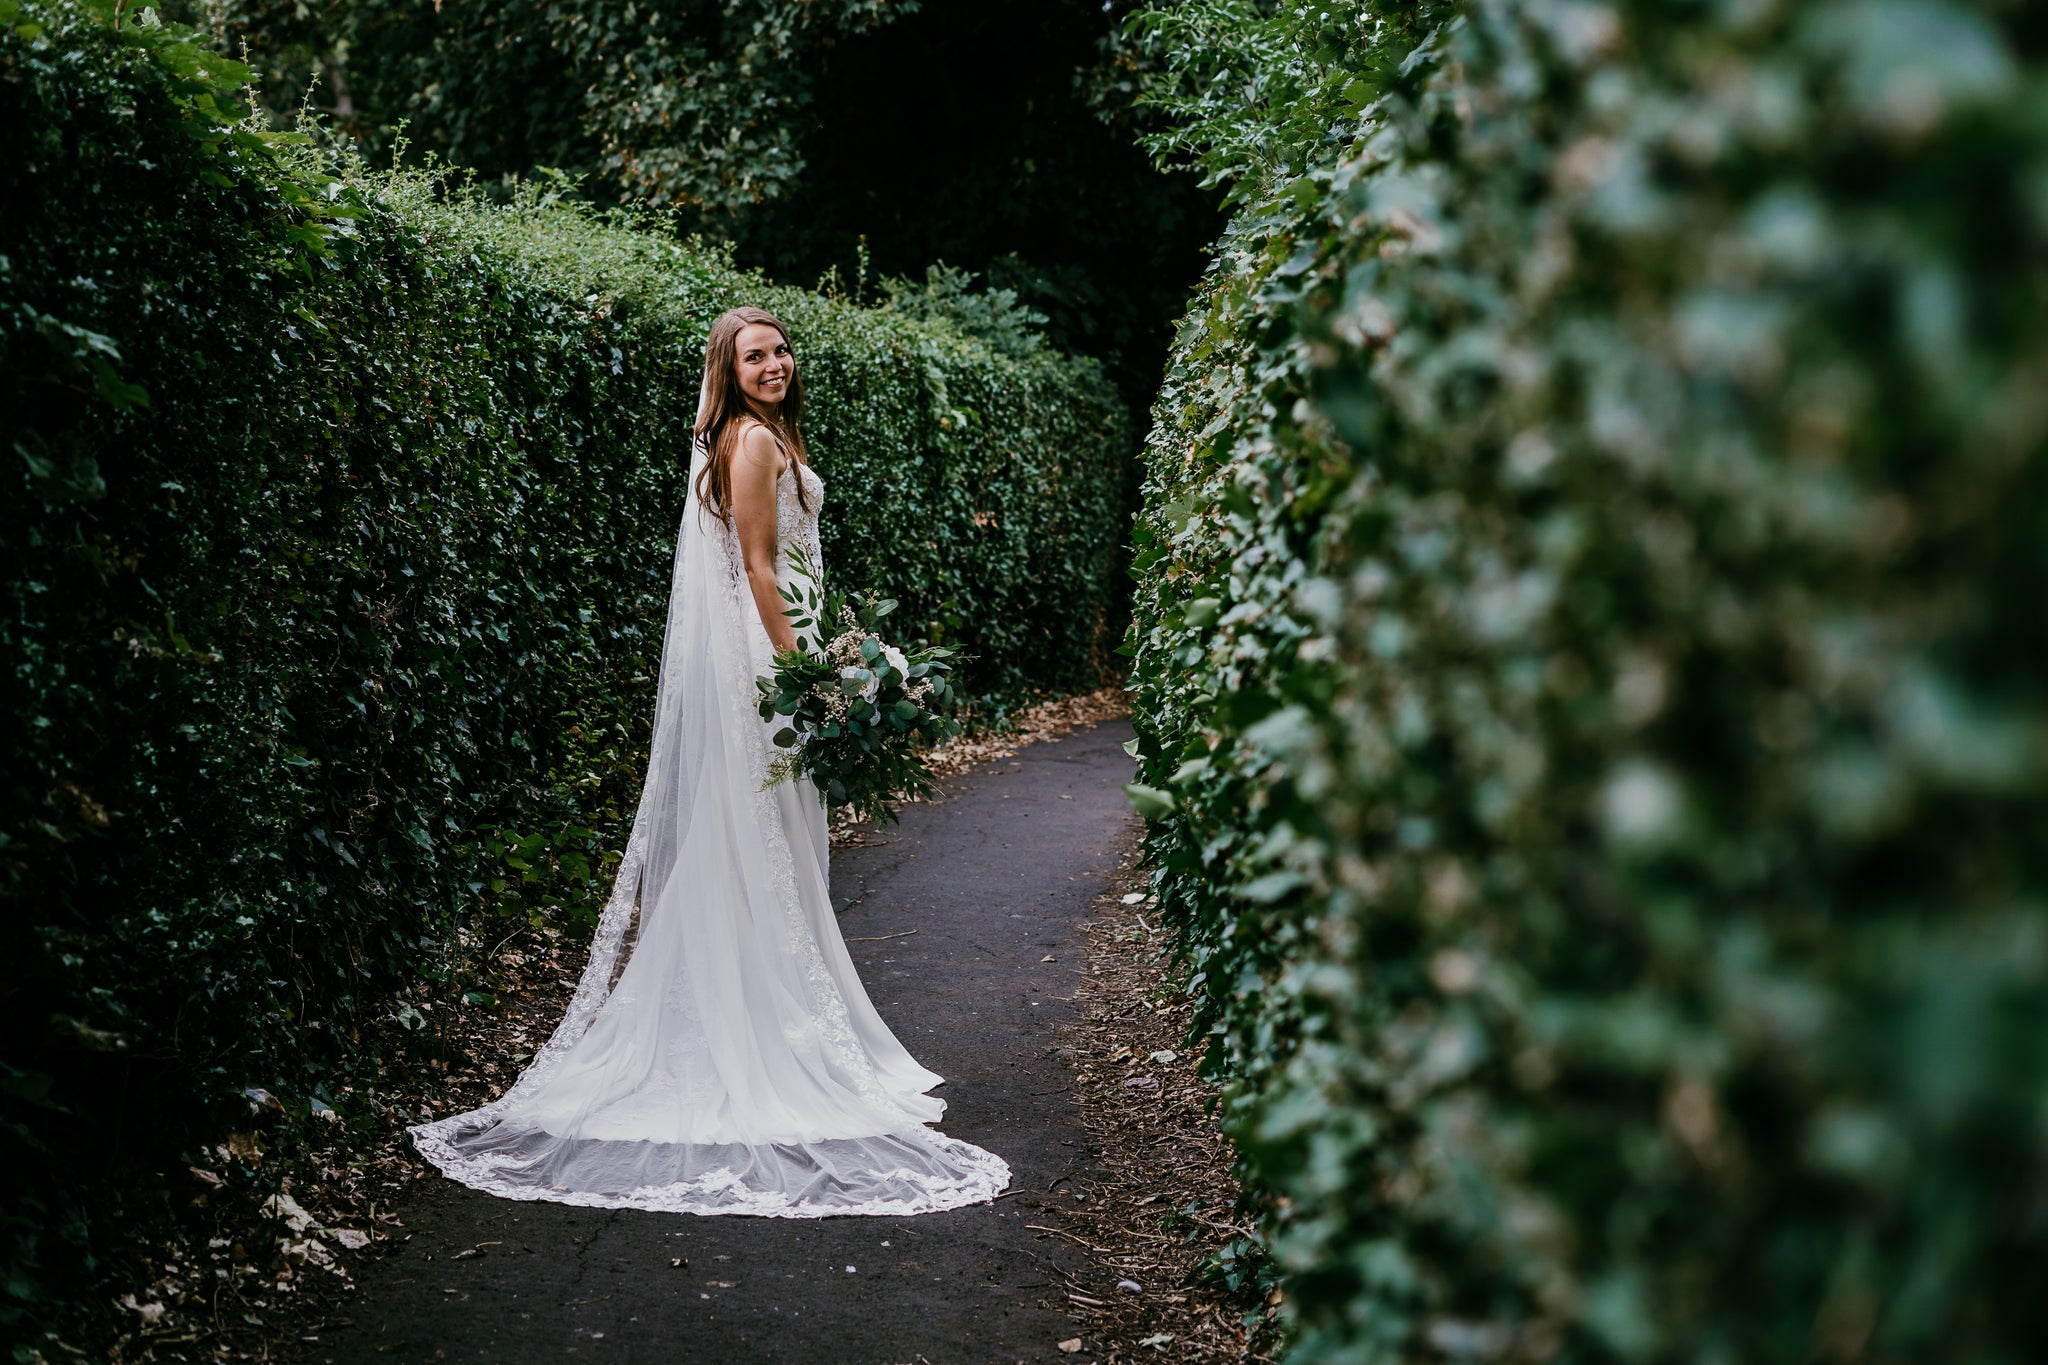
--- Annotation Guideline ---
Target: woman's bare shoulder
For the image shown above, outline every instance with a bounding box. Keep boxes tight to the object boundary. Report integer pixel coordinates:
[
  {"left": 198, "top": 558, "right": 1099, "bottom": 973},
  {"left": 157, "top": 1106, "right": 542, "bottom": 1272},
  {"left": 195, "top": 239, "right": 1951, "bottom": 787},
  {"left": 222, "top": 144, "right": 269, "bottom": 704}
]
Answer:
[{"left": 736, "top": 420, "right": 787, "bottom": 472}]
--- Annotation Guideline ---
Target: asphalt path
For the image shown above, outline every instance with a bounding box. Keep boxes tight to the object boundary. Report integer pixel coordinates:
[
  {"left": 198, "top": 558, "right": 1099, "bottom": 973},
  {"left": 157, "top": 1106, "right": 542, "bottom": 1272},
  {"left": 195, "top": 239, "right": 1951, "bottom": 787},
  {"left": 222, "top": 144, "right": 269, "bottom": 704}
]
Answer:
[{"left": 318, "top": 719, "right": 1138, "bottom": 1365}]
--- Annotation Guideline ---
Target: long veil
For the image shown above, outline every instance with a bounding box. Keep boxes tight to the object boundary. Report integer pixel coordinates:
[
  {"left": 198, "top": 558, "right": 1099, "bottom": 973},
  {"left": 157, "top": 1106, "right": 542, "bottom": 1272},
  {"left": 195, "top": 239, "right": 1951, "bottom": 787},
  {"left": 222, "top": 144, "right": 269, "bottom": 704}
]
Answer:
[{"left": 408, "top": 372, "right": 1011, "bottom": 1216}]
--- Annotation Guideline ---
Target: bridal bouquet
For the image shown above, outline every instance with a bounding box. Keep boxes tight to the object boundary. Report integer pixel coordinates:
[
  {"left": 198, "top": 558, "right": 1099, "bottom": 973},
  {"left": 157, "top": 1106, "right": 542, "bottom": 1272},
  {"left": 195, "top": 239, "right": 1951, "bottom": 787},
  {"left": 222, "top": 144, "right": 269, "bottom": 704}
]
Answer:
[{"left": 755, "top": 546, "right": 963, "bottom": 823}]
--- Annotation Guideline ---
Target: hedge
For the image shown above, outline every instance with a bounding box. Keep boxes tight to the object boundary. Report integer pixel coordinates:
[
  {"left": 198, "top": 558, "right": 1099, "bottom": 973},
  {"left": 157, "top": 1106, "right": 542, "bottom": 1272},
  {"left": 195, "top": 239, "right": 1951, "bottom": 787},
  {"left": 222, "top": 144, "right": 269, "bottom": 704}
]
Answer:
[
  {"left": 1125, "top": 2, "right": 2048, "bottom": 1361},
  {"left": 1, "top": 0, "right": 1129, "bottom": 1334}
]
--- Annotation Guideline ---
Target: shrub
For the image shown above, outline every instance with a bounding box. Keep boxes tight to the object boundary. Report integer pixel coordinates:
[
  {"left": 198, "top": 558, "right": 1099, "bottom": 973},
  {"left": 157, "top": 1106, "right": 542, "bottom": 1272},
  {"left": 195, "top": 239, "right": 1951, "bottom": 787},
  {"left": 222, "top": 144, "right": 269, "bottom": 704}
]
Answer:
[
  {"left": 1125, "top": 1, "right": 2048, "bottom": 1360},
  {"left": 1, "top": 0, "right": 1129, "bottom": 1337},
  {"left": 202, "top": 0, "right": 913, "bottom": 214},
  {"left": 880, "top": 263, "right": 1051, "bottom": 359}
]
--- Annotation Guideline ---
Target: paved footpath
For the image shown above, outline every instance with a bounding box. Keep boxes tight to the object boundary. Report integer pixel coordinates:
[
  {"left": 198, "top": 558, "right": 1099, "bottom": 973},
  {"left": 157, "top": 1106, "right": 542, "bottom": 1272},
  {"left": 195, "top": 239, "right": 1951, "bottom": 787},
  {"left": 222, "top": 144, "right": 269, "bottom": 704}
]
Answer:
[{"left": 320, "top": 720, "right": 1139, "bottom": 1365}]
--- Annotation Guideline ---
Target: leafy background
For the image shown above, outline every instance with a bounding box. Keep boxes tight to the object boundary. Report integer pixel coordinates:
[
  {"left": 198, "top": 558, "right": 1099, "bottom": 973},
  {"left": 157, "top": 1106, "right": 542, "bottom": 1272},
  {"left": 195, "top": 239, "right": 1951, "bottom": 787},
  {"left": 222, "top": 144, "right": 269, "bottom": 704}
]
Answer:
[
  {"left": 1123, "top": 0, "right": 2048, "bottom": 1361},
  {"left": 2, "top": 0, "right": 1130, "bottom": 1340},
  {"left": 10, "top": 0, "right": 2048, "bottom": 1360},
  {"left": 178, "top": 0, "right": 1226, "bottom": 410}
]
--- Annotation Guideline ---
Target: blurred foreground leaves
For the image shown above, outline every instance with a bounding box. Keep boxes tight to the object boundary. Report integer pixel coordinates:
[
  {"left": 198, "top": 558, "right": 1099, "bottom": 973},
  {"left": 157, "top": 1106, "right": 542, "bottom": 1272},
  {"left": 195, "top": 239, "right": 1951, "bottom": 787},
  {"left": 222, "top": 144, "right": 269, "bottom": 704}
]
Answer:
[{"left": 1125, "top": 1, "right": 2048, "bottom": 1360}]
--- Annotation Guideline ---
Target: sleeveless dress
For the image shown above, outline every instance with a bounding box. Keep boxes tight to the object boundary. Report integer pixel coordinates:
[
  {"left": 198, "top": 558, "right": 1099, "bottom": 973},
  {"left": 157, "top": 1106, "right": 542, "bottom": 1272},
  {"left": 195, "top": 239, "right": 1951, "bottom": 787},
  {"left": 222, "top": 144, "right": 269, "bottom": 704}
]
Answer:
[{"left": 409, "top": 446, "right": 1012, "bottom": 1216}]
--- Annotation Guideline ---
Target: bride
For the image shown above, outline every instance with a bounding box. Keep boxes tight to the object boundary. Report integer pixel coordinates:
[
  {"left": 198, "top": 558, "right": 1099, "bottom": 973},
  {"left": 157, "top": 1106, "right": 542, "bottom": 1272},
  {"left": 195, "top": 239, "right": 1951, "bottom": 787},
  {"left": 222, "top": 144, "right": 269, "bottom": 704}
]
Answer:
[{"left": 411, "top": 307, "right": 1012, "bottom": 1216}]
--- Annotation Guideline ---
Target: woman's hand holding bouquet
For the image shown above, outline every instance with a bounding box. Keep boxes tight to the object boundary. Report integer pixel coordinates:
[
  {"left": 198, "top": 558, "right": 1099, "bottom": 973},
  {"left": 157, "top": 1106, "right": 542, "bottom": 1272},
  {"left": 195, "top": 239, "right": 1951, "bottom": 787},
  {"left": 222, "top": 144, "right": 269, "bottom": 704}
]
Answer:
[{"left": 755, "top": 545, "right": 963, "bottom": 824}]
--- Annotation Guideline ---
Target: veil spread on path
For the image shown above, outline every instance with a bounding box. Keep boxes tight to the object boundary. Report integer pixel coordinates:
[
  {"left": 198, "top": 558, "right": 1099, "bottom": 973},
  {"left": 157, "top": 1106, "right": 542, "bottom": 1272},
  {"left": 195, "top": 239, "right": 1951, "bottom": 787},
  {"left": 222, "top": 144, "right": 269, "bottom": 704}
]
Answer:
[{"left": 409, "top": 372, "right": 1010, "bottom": 1216}]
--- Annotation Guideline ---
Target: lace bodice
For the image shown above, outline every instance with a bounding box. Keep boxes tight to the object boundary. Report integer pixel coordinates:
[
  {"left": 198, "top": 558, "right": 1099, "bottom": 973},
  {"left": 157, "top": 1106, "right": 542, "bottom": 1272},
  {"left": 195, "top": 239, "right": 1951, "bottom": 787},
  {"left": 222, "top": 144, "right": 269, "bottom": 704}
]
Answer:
[
  {"left": 776, "top": 458, "right": 825, "bottom": 583},
  {"left": 774, "top": 459, "right": 825, "bottom": 654}
]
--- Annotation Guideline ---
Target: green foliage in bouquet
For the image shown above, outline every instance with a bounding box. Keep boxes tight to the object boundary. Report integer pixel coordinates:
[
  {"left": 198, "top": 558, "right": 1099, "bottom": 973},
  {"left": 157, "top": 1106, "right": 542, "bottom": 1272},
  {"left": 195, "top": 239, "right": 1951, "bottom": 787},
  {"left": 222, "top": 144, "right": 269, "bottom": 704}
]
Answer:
[
  {"left": 1123, "top": 0, "right": 2048, "bottom": 1361},
  {"left": 756, "top": 546, "right": 963, "bottom": 824}
]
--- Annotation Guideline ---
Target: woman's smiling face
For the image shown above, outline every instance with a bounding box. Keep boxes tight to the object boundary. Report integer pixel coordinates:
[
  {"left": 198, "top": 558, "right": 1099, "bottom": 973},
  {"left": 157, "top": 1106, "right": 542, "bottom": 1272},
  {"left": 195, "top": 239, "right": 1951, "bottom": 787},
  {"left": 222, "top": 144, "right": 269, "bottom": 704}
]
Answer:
[{"left": 734, "top": 322, "right": 793, "bottom": 410}]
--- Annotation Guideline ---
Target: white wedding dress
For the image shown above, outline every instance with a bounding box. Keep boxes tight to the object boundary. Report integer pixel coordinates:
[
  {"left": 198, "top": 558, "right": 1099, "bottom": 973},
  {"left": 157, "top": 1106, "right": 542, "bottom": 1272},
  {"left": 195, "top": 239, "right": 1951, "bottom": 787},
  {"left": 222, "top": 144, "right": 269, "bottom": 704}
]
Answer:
[{"left": 410, "top": 435, "right": 1011, "bottom": 1216}]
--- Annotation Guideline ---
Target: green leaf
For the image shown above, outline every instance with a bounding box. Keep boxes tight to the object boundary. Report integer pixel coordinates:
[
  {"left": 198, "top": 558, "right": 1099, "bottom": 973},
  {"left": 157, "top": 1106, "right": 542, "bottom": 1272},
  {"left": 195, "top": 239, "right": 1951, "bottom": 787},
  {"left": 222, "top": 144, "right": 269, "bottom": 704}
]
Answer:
[{"left": 1123, "top": 784, "right": 1177, "bottom": 819}]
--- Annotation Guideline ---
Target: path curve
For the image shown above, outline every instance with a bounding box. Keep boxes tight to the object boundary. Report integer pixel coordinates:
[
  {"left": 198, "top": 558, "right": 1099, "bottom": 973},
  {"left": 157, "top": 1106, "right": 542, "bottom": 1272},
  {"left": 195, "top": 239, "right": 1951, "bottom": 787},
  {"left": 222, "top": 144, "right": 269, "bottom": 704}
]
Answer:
[{"left": 318, "top": 719, "right": 1138, "bottom": 1364}]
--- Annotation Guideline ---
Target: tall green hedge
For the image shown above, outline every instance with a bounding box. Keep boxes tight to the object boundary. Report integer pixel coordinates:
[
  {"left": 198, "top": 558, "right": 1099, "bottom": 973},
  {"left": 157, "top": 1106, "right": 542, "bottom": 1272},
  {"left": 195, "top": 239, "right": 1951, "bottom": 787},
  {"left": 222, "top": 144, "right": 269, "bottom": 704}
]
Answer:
[
  {"left": 1126, "top": 1, "right": 2048, "bottom": 1360},
  {"left": 1, "top": 0, "right": 1128, "bottom": 1332}
]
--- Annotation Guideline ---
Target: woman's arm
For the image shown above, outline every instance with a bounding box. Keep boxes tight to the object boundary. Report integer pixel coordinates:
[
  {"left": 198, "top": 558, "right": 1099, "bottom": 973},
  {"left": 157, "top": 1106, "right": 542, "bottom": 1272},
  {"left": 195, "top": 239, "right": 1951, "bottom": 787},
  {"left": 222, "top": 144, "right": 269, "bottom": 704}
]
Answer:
[{"left": 729, "top": 424, "right": 801, "bottom": 655}]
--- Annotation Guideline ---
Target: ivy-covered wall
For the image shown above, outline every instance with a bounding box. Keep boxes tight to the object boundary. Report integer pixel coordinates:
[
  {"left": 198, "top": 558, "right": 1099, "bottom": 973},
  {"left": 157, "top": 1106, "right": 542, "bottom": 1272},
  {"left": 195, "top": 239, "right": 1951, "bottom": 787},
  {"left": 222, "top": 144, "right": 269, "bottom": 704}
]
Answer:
[
  {"left": 1125, "top": 1, "right": 2048, "bottom": 1360},
  {"left": 1, "top": 0, "right": 1128, "bottom": 1328}
]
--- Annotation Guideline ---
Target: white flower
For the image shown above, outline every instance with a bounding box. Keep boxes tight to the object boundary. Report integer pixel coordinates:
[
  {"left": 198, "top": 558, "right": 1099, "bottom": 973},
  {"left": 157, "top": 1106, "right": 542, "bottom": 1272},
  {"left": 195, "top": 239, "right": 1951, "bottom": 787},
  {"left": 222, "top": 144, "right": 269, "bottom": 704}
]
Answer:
[
  {"left": 881, "top": 645, "right": 909, "bottom": 678},
  {"left": 840, "top": 666, "right": 878, "bottom": 703}
]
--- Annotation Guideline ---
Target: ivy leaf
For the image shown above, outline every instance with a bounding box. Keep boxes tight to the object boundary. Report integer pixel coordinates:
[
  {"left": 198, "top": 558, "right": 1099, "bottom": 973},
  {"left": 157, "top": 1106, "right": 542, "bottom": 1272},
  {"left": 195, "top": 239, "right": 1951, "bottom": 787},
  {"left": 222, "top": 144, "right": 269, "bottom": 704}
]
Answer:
[{"left": 1123, "top": 784, "right": 1177, "bottom": 819}]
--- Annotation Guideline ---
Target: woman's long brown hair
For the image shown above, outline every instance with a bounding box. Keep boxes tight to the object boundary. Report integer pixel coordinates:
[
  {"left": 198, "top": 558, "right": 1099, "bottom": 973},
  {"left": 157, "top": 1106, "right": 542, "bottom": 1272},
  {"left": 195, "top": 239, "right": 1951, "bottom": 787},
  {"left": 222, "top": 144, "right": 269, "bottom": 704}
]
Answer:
[{"left": 693, "top": 307, "right": 810, "bottom": 524}]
